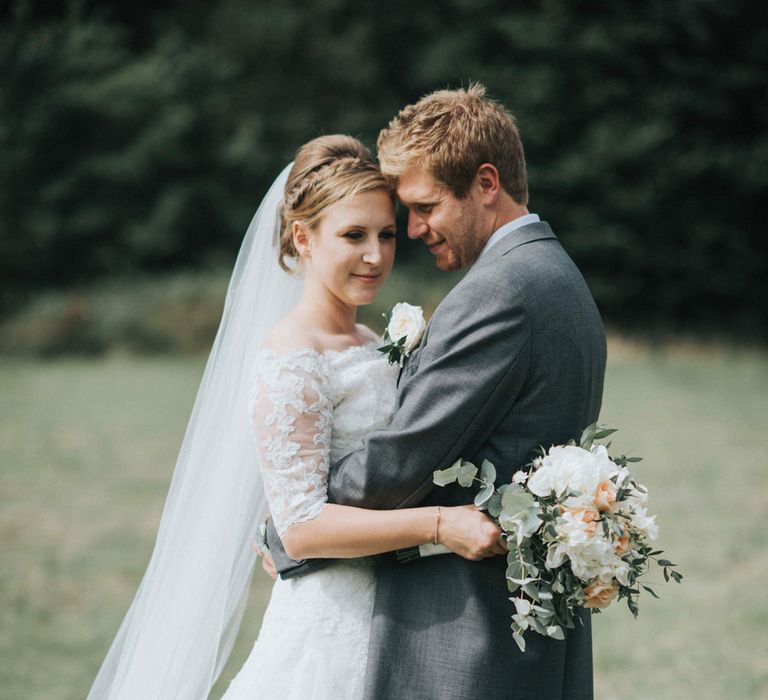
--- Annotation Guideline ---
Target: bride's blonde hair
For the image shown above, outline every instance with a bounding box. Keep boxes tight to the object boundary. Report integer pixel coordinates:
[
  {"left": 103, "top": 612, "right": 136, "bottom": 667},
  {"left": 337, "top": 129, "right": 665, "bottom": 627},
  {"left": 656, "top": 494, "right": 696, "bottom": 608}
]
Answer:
[{"left": 279, "top": 135, "right": 392, "bottom": 271}]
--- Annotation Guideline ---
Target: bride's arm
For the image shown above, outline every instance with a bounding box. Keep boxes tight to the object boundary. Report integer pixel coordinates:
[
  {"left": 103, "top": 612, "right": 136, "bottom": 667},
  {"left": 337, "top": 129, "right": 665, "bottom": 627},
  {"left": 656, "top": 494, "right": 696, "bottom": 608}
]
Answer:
[
  {"left": 251, "top": 353, "right": 503, "bottom": 564},
  {"left": 281, "top": 502, "right": 503, "bottom": 561}
]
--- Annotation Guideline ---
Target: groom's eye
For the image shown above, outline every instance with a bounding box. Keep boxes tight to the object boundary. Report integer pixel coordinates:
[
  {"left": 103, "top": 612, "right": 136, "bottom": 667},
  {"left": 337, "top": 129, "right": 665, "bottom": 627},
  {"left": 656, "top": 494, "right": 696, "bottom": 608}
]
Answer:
[{"left": 415, "top": 204, "right": 434, "bottom": 214}]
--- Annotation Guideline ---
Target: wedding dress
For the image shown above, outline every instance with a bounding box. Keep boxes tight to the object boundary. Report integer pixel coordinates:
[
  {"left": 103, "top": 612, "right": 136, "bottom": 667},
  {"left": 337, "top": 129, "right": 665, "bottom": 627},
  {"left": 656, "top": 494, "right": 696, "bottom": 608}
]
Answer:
[{"left": 221, "top": 341, "right": 398, "bottom": 699}]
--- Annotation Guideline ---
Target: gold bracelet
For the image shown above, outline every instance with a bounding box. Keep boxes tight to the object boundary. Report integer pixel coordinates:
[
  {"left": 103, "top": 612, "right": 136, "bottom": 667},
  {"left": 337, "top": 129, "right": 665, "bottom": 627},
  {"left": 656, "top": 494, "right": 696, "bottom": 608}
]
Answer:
[{"left": 433, "top": 505, "right": 441, "bottom": 545}]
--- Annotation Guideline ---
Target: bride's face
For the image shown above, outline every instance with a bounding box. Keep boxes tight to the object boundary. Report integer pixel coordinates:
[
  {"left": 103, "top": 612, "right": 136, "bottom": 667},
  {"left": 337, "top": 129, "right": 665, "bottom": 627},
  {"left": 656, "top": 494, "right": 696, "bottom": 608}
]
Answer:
[{"left": 301, "top": 189, "right": 396, "bottom": 307}]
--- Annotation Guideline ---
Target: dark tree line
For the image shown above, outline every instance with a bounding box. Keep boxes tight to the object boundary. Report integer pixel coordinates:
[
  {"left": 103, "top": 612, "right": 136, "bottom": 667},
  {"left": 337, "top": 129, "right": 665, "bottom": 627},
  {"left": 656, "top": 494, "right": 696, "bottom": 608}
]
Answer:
[{"left": 2, "top": 0, "right": 766, "bottom": 336}]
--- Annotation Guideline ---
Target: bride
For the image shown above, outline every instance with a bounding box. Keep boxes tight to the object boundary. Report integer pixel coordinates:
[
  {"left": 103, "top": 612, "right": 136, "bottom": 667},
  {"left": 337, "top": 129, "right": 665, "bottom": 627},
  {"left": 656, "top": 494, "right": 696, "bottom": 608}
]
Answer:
[{"left": 88, "top": 135, "right": 503, "bottom": 700}]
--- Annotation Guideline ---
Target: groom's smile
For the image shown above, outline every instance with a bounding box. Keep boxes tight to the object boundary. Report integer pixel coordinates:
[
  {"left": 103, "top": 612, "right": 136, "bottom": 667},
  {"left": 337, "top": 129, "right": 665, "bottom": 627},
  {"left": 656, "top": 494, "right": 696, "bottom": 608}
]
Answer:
[{"left": 426, "top": 237, "right": 447, "bottom": 254}]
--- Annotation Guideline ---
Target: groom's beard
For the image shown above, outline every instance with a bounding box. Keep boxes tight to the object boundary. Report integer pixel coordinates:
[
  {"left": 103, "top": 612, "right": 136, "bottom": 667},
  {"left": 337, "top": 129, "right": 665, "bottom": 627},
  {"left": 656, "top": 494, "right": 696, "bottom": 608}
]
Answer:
[{"left": 433, "top": 220, "right": 485, "bottom": 271}]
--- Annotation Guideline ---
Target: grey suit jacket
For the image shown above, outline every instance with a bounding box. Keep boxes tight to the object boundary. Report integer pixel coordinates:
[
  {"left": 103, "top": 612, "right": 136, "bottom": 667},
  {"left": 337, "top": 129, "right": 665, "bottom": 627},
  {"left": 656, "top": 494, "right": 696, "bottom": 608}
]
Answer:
[{"left": 266, "top": 222, "right": 605, "bottom": 699}]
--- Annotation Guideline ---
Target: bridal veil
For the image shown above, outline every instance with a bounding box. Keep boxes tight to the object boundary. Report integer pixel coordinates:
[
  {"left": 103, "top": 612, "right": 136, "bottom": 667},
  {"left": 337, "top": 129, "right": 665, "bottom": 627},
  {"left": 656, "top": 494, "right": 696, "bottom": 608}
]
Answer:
[{"left": 88, "top": 164, "right": 302, "bottom": 699}]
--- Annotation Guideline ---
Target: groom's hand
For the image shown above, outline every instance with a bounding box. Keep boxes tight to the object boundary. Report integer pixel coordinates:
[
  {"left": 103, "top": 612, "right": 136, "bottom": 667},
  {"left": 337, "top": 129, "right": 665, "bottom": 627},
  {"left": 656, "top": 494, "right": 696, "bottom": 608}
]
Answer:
[{"left": 439, "top": 505, "right": 507, "bottom": 561}]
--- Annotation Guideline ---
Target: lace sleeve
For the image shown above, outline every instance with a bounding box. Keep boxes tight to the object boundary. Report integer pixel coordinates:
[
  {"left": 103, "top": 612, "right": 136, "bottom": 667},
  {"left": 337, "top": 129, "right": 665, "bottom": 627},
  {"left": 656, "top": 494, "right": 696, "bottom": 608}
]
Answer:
[{"left": 249, "top": 352, "right": 334, "bottom": 536}]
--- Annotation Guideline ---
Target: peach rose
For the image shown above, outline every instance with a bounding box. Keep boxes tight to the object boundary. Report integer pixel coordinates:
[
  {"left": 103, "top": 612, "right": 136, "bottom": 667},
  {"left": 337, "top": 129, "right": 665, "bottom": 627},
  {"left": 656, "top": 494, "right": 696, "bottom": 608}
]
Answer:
[
  {"left": 562, "top": 507, "right": 600, "bottom": 536},
  {"left": 614, "top": 524, "right": 630, "bottom": 555},
  {"left": 583, "top": 579, "right": 619, "bottom": 609},
  {"left": 593, "top": 479, "right": 617, "bottom": 513}
]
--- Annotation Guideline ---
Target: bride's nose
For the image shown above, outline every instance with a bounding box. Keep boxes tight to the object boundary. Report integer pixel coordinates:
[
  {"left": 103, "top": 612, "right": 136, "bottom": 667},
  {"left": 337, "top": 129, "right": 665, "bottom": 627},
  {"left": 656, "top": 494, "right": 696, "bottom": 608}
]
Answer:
[{"left": 361, "top": 242, "right": 382, "bottom": 266}]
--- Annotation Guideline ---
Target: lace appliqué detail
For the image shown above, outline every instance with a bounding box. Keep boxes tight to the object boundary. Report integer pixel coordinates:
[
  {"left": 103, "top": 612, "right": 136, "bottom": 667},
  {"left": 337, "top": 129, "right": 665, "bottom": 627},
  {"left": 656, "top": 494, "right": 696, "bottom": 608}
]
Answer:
[{"left": 249, "top": 351, "right": 337, "bottom": 536}]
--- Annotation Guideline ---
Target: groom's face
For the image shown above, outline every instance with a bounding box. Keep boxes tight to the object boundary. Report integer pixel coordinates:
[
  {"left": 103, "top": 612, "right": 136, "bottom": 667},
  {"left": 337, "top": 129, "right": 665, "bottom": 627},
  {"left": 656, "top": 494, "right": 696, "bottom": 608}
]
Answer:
[{"left": 396, "top": 167, "right": 484, "bottom": 272}]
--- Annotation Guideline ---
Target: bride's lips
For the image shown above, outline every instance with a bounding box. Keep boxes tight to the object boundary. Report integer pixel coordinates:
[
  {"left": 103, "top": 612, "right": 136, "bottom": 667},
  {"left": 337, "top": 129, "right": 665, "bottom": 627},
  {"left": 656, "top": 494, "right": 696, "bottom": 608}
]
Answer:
[{"left": 351, "top": 273, "right": 381, "bottom": 284}]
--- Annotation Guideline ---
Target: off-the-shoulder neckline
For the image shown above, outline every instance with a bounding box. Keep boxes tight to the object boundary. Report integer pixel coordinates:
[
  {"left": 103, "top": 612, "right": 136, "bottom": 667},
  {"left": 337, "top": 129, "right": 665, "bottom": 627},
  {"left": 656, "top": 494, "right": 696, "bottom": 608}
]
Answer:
[{"left": 256, "top": 339, "right": 380, "bottom": 360}]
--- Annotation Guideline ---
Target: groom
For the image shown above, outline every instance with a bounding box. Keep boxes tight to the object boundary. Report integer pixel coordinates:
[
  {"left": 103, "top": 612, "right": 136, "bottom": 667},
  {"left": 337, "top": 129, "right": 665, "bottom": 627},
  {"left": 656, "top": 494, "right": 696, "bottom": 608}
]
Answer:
[{"left": 266, "top": 84, "right": 606, "bottom": 699}]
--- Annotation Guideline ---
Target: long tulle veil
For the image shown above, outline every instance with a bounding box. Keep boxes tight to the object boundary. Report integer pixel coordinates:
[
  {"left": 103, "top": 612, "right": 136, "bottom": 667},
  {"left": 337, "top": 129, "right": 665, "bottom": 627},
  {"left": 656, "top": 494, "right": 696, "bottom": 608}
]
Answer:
[{"left": 88, "top": 163, "right": 302, "bottom": 699}]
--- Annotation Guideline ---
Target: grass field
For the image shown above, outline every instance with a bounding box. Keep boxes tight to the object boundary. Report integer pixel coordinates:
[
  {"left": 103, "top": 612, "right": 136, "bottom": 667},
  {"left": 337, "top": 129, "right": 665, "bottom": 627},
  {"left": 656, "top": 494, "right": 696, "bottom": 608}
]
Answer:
[{"left": 1, "top": 340, "right": 767, "bottom": 699}]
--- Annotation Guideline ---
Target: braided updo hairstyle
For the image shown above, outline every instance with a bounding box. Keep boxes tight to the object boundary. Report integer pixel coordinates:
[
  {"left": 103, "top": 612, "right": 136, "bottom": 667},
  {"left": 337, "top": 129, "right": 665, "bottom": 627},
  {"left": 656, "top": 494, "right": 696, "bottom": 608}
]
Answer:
[{"left": 278, "top": 135, "right": 393, "bottom": 271}]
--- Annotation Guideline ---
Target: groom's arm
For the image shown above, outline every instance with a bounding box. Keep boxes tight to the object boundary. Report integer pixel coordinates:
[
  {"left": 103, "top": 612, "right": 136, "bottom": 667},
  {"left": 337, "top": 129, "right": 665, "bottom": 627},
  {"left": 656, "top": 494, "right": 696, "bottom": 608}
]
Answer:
[{"left": 327, "top": 271, "right": 531, "bottom": 510}]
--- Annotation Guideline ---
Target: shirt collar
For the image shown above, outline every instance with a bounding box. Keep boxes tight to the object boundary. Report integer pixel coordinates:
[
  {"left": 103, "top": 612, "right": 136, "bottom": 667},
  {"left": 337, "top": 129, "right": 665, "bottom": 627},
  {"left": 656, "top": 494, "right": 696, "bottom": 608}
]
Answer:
[{"left": 475, "top": 213, "right": 541, "bottom": 264}]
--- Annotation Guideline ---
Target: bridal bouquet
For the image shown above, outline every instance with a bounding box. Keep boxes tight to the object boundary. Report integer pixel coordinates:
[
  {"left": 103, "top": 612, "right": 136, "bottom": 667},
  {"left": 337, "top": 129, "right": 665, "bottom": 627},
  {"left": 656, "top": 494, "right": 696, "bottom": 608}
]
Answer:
[{"left": 432, "top": 424, "right": 682, "bottom": 652}]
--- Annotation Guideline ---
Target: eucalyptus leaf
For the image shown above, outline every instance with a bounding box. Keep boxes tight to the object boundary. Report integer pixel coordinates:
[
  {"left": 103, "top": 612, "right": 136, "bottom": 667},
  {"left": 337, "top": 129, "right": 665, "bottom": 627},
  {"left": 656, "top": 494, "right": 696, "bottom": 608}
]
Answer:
[
  {"left": 433, "top": 462, "right": 461, "bottom": 487},
  {"left": 474, "top": 482, "right": 495, "bottom": 508},
  {"left": 457, "top": 461, "right": 478, "bottom": 487},
  {"left": 528, "top": 616, "right": 547, "bottom": 635},
  {"left": 512, "top": 613, "right": 529, "bottom": 630},
  {"left": 501, "top": 484, "right": 533, "bottom": 517},
  {"left": 522, "top": 582, "right": 540, "bottom": 600},
  {"left": 512, "top": 631, "right": 526, "bottom": 653},
  {"left": 506, "top": 560, "right": 524, "bottom": 581},
  {"left": 480, "top": 459, "right": 497, "bottom": 484},
  {"left": 487, "top": 492, "right": 503, "bottom": 518},
  {"left": 513, "top": 597, "right": 531, "bottom": 616},
  {"left": 547, "top": 625, "right": 565, "bottom": 640}
]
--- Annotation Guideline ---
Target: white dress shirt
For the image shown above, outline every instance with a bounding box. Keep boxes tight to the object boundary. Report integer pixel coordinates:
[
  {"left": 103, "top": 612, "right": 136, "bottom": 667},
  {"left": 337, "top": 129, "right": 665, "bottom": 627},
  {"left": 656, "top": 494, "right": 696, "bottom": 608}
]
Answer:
[{"left": 475, "top": 213, "right": 541, "bottom": 264}]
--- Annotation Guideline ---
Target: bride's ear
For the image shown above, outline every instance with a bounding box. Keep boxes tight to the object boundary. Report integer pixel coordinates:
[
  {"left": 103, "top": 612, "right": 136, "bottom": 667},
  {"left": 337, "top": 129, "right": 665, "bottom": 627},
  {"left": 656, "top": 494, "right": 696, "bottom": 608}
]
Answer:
[{"left": 292, "top": 221, "right": 312, "bottom": 259}]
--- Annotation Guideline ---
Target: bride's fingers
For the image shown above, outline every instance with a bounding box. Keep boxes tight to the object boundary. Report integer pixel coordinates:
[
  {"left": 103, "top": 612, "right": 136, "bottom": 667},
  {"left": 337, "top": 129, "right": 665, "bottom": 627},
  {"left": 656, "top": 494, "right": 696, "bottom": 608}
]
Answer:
[{"left": 490, "top": 543, "right": 507, "bottom": 556}]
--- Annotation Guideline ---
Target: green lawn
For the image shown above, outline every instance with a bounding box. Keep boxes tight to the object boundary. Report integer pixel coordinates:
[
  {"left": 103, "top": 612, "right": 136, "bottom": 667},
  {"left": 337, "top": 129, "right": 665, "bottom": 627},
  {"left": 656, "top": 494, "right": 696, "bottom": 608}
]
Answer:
[{"left": 1, "top": 342, "right": 766, "bottom": 699}]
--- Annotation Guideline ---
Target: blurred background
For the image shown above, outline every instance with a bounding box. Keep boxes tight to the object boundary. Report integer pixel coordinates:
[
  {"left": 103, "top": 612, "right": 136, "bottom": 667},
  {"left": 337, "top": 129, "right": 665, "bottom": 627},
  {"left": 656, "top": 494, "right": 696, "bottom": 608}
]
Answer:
[{"left": 1, "top": 1, "right": 766, "bottom": 698}]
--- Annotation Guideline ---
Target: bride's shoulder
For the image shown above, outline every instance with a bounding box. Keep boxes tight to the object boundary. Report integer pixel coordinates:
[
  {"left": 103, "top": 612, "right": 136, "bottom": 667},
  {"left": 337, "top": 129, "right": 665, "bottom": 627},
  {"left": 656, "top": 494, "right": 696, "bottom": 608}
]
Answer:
[
  {"left": 355, "top": 323, "right": 381, "bottom": 344},
  {"left": 260, "top": 320, "right": 324, "bottom": 357},
  {"left": 255, "top": 317, "right": 326, "bottom": 367}
]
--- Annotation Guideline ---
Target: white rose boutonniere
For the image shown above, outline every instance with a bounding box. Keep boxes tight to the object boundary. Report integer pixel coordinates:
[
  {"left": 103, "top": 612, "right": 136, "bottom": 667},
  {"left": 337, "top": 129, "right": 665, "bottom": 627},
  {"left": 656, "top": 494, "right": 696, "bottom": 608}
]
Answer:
[{"left": 379, "top": 302, "right": 426, "bottom": 366}]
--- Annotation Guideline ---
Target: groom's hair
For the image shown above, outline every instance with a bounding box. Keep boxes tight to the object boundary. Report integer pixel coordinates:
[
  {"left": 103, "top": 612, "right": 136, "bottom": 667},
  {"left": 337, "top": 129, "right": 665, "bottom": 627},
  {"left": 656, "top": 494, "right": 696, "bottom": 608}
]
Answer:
[{"left": 377, "top": 83, "right": 528, "bottom": 204}]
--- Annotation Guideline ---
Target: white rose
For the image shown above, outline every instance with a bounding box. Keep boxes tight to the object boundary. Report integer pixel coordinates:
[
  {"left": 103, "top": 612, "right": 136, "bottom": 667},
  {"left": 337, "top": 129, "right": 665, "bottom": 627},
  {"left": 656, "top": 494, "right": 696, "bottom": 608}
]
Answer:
[
  {"left": 629, "top": 504, "right": 659, "bottom": 541},
  {"left": 386, "top": 302, "right": 426, "bottom": 354},
  {"left": 527, "top": 445, "right": 613, "bottom": 505},
  {"left": 546, "top": 510, "right": 630, "bottom": 584}
]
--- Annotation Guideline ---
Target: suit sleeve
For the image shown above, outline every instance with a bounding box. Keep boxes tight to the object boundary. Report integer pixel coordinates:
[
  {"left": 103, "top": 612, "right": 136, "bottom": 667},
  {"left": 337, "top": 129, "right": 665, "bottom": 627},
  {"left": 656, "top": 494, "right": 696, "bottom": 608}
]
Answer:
[{"left": 327, "top": 271, "right": 532, "bottom": 510}]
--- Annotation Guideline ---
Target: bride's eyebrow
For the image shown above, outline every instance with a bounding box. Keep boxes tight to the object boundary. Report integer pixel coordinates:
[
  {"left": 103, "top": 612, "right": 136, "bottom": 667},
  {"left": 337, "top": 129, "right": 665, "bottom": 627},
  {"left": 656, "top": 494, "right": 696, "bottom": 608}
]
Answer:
[{"left": 338, "top": 222, "right": 396, "bottom": 231}]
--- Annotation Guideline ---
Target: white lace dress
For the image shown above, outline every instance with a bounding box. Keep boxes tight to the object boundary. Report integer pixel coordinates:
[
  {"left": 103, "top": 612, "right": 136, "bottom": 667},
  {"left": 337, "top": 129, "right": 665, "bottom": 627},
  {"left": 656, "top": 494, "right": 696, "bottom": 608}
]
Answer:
[{"left": 221, "top": 342, "right": 398, "bottom": 700}]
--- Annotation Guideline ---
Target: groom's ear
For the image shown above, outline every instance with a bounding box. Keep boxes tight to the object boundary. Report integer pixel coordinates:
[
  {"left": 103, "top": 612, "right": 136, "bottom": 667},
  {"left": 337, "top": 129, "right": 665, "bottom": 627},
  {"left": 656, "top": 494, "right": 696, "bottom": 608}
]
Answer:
[{"left": 475, "top": 163, "right": 501, "bottom": 205}]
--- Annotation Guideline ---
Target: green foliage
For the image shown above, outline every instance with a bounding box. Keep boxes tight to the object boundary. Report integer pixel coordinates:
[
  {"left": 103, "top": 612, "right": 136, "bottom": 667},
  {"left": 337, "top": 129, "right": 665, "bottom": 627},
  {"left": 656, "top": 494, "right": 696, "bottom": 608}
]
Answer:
[
  {"left": 1, "top": 0, "right": 766, "bottom": 336},
  {"left": 0, "top": 270, "right": 228, "bottom": 356}
]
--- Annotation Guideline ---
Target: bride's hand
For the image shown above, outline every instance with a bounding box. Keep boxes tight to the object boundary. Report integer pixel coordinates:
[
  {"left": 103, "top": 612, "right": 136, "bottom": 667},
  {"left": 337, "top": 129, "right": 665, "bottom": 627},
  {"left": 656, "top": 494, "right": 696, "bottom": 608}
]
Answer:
[{"left": 438, "top": 505, "right": 507, "bottom": 561}]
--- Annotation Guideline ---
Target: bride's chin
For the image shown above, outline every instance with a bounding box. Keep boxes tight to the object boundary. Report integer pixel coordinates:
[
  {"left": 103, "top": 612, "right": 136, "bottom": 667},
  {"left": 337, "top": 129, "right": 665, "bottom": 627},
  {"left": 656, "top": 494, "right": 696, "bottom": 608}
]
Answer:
[{"left": 343, "top": 290, "right": 379, "bottom": 307}]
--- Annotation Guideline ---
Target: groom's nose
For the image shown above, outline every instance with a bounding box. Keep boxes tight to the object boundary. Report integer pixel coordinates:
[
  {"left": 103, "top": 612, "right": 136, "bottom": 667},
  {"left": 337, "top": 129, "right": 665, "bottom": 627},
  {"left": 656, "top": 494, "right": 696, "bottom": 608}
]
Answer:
[{"left": 407, "top": 210, "right": 428, "bottom": 239}]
